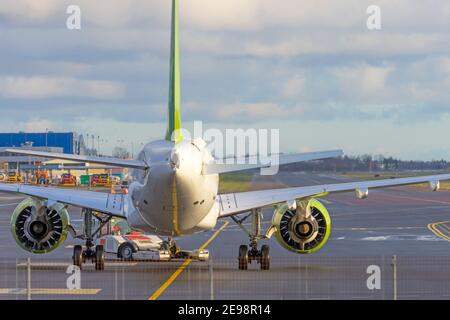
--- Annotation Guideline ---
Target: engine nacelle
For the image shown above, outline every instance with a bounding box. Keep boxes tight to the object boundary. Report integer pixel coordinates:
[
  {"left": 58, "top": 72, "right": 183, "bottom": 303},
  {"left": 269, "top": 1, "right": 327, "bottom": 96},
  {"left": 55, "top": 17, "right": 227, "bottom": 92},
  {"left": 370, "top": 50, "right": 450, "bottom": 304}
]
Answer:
[
  {"left": 11, "top": 198, "right": 70, "bottom": 254},
  {"left": 272, "top": 198, "right": 331, "bottom": 254},
  {"left": 355, "top": 188, "right": 369, "bottom": 199},
  {"left": 430, "top": 181, "right": 440, "bottom": 192}
]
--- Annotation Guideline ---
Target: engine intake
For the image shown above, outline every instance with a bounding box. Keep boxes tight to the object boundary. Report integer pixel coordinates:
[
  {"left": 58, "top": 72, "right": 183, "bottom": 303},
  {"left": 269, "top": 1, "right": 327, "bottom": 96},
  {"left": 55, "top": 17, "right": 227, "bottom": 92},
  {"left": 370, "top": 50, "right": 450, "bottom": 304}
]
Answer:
[
  {"left": 11, "top": 198, "right": 70, "bottom": 254},
  {"left": 272, "top": 198, "right": 331, "bottom": 254}
]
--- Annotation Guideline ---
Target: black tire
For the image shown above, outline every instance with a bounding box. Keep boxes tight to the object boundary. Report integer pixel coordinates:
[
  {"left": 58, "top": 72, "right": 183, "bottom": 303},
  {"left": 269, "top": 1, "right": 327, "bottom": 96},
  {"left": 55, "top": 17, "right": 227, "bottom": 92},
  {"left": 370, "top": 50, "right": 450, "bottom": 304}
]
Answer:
[
  {"left": 95, "top": 245, "right": 105, "bottom": 271},
  {"left": 118, "top": 242, "right": 134, "bottom": 260},
  {"left": 260, "top": 245, "right": 270, "bottom": 270},
  {"left": 238, "top": 245, "right": 248, "bottom": 270},
  {"left": 73, "top": 245, "right": 83, "bottom": 270}
]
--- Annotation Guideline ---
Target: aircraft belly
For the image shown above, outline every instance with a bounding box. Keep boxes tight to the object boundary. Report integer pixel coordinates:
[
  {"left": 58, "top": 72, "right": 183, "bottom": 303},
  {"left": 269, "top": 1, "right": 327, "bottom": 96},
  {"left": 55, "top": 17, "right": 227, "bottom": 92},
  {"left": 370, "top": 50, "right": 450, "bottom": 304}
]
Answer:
[{"left": 136, "top": 169, "right": 218, "bottom": 235}]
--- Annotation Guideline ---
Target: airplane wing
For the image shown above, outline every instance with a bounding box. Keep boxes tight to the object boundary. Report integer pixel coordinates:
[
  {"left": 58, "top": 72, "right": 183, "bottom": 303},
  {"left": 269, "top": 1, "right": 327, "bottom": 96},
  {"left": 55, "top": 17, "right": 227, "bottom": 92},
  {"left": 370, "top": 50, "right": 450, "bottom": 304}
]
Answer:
[
  {"left": 0, "top": 183, "right": 126, "bottom": 217},
  {"left": 203, "top": 150, "right": 343, "bottom": 175},
  {"left": 217, "top": 173, "right": 450, "bottom": 217},
  {"left": 5, "top": 148, "right": 148, "bottom": 170}
]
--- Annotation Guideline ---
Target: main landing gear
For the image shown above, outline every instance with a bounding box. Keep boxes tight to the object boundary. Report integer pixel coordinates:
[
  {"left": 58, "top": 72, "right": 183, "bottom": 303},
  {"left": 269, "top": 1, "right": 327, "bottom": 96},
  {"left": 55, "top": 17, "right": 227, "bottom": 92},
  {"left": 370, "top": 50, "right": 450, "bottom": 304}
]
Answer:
[
  {"left": 72, "top": 209, "right": 112, "bottom": 271},
  {"left": 232, "top": 209, "right": 270, "bottom": 270}
]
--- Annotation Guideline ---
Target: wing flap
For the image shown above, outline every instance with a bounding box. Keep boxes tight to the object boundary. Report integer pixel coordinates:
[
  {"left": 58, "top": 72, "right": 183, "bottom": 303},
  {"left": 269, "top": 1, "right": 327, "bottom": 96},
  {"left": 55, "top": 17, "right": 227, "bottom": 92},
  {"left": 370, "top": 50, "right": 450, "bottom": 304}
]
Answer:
[{"left": 218, "top": 173, "right": 450, "bottom": 217}]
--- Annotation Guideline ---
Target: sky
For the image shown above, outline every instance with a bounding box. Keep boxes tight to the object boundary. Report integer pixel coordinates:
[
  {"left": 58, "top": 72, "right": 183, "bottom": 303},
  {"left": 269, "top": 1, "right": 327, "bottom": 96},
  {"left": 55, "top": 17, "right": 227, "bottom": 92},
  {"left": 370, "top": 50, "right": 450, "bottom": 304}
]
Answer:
[{"left": 1, "top": 0, "right": 450, "bottom": 160}]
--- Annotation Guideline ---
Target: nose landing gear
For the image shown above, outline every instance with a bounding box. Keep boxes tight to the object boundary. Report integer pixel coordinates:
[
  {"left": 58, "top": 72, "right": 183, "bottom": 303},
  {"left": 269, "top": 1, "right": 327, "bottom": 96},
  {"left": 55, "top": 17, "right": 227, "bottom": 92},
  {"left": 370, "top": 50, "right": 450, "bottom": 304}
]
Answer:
[
  {"left": 161, "top": 237, "right": 210, "bottom": 261},
  {"left": 232, "top": 208, "right": 270, "bottom": 270}
]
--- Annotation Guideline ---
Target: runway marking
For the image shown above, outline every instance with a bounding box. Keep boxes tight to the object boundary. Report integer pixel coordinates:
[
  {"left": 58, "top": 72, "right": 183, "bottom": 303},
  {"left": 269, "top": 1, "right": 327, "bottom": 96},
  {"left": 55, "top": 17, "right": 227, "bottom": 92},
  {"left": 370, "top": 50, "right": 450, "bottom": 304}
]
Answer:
[
  {"left": 334, "top": 205, "right": 450, "bottom": 219},
  {"left": 17, "top": 262, "right": 138, "bottom": 267},
  {"left": 0, "top": 288, "right": 101, "bottom": 295},
  {"left": 360, "top": 235, "right": 438, "bottom": 241},
  {"left": 0, "top": 196, "right": 26, "bottom": 200},
  {"left": 335, "top": 226, "right": 425, "bottom": 231},
  {"left": 428, "top": 221, "right": 450, "bottom": 242},
  {"left": 381, "top": 193, "right": 450, "bottom": 205},
  {"left": 0, "top": 202, "right": 20, "bottom": 207},
  {"left": 148, "top": 221, "right": 229, "bottom": 300},
  {"left": 326, "top": 197, "right": 358, "bottom": 206}
]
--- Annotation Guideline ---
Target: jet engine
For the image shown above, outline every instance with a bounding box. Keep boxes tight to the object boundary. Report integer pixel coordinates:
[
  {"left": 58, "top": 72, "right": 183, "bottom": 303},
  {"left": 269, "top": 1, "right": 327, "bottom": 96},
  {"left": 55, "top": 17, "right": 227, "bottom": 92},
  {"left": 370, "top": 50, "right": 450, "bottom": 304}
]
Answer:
[
  {"left": 271, "top": 198, "right": 331, "bottom": 254},
  {"left": 11, "top": 198, "right": 70, "bottom": 254}
]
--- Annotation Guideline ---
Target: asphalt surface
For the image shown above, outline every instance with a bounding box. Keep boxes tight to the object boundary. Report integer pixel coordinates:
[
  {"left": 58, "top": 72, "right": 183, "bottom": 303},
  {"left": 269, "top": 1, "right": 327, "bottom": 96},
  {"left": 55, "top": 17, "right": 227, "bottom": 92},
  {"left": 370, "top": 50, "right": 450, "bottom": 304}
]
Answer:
[{"left": 1, "top": 172, "right": 450, "bottom": 300}]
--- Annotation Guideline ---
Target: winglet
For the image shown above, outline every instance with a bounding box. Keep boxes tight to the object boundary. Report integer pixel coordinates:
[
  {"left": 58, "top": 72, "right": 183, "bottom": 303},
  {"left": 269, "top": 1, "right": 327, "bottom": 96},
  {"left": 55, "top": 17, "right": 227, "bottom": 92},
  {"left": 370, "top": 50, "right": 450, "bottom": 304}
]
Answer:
[{"left": 165, "top": 0, "right": 183, "bottom": 143}]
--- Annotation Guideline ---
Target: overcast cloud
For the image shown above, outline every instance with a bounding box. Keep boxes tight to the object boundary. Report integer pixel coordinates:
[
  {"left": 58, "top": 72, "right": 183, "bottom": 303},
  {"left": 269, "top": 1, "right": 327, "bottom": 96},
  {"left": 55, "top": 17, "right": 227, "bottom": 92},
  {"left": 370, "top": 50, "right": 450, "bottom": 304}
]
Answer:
[{"left": 0, "top": 0, "right": 450, "bottom": 160}]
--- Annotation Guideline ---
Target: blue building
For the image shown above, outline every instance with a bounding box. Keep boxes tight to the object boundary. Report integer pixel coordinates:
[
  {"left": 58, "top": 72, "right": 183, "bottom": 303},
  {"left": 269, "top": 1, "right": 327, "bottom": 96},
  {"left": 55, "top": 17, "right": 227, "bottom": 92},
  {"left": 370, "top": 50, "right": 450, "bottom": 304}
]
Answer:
[{"left": 0, "top": 132, "right": 86, "bottom": 155}]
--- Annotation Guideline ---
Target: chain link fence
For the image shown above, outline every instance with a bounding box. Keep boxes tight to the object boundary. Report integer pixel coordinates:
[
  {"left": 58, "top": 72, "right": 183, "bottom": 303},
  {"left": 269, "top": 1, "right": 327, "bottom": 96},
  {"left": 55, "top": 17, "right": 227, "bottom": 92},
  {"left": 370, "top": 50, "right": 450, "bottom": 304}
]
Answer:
[{"left": 0, "top": 256, "right": 449, "bottom": 300}]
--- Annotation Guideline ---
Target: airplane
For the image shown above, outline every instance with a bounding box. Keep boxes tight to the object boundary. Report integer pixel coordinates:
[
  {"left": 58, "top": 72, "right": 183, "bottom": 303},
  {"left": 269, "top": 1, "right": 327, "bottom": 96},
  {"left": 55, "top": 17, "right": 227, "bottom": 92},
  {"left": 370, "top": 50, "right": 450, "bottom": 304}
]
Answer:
[{"left": 1, "top": 0, "right": 450, "bottom": 270}]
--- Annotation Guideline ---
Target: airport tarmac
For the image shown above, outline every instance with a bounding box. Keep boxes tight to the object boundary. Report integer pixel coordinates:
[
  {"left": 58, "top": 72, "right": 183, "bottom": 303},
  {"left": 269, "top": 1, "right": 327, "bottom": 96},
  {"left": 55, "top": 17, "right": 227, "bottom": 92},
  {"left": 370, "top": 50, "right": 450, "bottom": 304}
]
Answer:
[{"left": 0, "top": 172, "right": 450, "bottom": 300}]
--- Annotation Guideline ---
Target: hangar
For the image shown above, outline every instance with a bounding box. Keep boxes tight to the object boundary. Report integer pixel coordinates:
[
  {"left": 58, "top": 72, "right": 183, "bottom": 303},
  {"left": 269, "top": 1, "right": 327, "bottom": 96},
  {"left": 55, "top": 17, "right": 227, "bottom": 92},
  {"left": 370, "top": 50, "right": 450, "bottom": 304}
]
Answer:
[{"left": 0, "top": 132, "right": 86, "bottom": 155}]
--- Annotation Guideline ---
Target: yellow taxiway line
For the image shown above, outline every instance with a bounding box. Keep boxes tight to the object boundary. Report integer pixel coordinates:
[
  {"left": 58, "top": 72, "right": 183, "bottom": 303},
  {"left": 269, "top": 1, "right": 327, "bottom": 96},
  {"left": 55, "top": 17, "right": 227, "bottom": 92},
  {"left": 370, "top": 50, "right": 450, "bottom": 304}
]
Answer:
[
  {"left": 148, "top": 221, "right": 229, "bottom": 300},
  {"left": 0, "top": 288, "right": 101, "bottom": 295},
  {"left": 427, "top": 221, "right": 450, "bottom": 242}
]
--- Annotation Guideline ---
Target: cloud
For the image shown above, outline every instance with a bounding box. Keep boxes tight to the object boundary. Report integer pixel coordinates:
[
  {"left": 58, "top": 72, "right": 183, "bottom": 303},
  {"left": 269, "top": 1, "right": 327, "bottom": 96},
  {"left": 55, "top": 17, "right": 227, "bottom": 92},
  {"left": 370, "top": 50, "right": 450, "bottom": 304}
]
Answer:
[
  {"left": 0, "top": 0, "right": 61, "bottom": 23},
  {"left": 0, "top": 76, "right": 125, "bottom": 99},
  {"left": 1, "top": 1, "right": 450, "bottom": 159},
  {"left": 1, "top": 0, "right": 449, "bottom": 33},
  {"left": 281, "top": 74, "right": 306, "bottom": 98},
  {"left": 215, "top": 102, "right": 304, "bottom": 121},
  {"left": 333, "top": 65, "right": 392, "bottom": 102},
  {"left": 20, "top": 118, "right": 56, "bottom": 132}
]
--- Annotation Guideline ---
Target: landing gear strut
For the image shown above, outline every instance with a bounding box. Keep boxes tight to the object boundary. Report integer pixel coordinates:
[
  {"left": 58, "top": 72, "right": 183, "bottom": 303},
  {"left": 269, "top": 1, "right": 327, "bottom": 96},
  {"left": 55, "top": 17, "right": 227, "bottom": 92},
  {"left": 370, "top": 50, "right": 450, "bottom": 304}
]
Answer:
[
  {"left": 232, "top": 209, "right": 270, "bottom": 270},
  {"left": 161, "top": 237, "right": 181, "bottom": 257},
  {"left": 71, "top": 209, "right": 111, "bottom": 271},
  {"left": 160, "top": 237, "right": 210, "bottom": 261}
]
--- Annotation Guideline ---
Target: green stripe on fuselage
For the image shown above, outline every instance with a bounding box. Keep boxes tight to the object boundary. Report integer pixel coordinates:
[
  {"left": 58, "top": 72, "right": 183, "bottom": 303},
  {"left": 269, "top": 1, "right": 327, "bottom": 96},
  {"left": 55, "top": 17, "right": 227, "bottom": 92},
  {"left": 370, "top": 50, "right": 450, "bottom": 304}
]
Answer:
[{"left": 165, "top": 0, "right": 183, "bottom": 143}]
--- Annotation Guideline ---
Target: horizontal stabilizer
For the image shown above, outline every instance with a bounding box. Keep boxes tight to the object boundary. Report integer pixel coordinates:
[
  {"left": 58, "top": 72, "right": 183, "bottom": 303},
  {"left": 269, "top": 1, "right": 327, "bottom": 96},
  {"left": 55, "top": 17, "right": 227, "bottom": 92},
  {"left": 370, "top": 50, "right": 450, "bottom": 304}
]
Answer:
[
  {"left": 6, "top": 149, "right": 148, "bottom": 170},
  {"left": 203, "top": 149, "right": 343, "bottom": 175}
]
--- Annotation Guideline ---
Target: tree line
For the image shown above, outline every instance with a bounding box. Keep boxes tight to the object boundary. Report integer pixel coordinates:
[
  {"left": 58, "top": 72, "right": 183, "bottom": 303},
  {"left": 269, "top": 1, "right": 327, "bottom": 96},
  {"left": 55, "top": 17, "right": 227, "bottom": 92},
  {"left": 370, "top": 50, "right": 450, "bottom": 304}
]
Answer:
[{"left": 284, "top": 154, "right": 449, "bottom": 172}]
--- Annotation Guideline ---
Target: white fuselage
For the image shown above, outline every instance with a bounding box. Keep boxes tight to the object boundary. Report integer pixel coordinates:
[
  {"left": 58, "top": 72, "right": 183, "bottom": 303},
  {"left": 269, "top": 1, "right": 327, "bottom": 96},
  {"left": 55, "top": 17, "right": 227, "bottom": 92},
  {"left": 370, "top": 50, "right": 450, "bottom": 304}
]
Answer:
[{"left": 124, "top": 138, "right": 219, "bottom": 236}]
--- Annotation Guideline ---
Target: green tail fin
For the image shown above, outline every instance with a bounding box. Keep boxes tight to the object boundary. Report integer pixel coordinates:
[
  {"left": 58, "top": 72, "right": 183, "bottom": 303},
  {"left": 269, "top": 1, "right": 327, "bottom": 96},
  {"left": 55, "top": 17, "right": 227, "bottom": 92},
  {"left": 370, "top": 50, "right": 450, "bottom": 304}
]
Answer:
[{"left": 165, "top": 0, "right": 183, "bottom": 143}]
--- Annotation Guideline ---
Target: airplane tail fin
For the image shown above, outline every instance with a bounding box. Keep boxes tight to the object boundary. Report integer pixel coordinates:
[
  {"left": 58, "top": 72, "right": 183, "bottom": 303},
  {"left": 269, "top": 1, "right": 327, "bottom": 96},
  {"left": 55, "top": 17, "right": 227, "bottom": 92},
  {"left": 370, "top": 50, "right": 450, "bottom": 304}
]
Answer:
[{"left": 165, "top": 0, "right": 183, "bottom": 143}]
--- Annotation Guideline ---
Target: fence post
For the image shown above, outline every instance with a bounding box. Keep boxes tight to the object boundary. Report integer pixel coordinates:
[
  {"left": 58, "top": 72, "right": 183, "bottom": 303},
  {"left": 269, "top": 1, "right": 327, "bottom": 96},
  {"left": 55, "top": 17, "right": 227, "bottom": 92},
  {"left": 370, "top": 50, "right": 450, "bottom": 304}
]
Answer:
[
  {"left": 15, "top": 258, "right": 18, "bottom": 300},
  {"left": 114, "top": 267, "right": 118, "bottom": 300},
  {"left": 209, "top": 257, "right": 214, "bottom": 300},
  {"left": 391, "top": 255, "right": 397, "bottom": 300},
  {"left": 27, "top": 257, "right": 31, "bottom": 300}
]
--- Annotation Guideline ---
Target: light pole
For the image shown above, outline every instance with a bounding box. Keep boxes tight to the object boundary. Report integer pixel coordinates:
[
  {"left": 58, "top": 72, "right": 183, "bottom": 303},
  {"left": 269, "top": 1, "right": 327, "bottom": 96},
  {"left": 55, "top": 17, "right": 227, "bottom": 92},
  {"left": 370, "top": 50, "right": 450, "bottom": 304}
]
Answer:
[{"left": 86, "top": 134, "right": 90, "bottom": 155}]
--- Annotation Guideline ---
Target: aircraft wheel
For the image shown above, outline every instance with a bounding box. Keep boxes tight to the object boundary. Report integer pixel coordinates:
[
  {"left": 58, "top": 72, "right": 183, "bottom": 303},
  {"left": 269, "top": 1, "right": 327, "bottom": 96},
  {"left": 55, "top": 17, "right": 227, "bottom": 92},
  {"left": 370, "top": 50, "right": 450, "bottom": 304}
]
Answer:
[
  {"left": 238, "top": 245, "right": 248, "bottom": 270},
  {"left": 95, "top": 245, "right": 105, "bottom": 271},
  {"left": 260, "top": 245, "right": 270, "bottom": 270},
  {"left": 73, "top": 245, "right": 83, "bottom": 270},
  {"left": 118, "top": 242, "right": 134, "bottom": 260}
]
